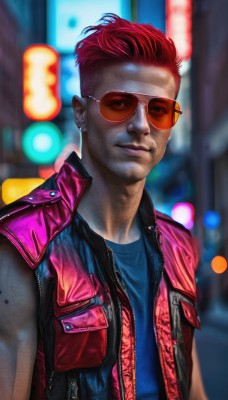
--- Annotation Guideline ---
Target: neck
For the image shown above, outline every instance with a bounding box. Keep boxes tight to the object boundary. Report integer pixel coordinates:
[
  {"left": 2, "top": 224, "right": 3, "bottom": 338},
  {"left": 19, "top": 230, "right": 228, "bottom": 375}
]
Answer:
[{"left": 78, "top": 164, "right": 145, "bottom": 244}]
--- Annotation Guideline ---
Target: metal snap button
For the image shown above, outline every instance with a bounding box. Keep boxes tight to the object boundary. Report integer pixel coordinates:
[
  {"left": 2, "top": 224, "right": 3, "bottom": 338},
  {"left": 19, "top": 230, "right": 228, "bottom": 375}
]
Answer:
[
  {"left": 50, "top": 191, "right": 56, "bottom": 197},
  {"left": 65, "top": 324, "right": 72, "bottom": 331}
]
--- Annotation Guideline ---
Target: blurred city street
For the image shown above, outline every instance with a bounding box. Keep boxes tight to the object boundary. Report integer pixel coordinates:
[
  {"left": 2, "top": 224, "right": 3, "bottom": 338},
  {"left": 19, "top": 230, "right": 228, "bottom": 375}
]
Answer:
[
  {"left": 0, "top": 0, "right": 227, "bottom": 398},
  {"left": 196, "top": 303, "right": 228, "bottom": 400}
]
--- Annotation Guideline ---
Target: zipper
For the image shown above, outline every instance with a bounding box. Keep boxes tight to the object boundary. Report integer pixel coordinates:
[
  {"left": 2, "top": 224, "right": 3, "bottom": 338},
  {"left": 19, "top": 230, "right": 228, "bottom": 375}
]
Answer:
[
  {"left": 67, "top": 374, "right": 79, "bottom": 400},
  {"left": 92, "top": 249, "right": 118, "bottom": 350},
  {"left": 56, "top": 298, "right": 95, "bottom": 320},
  {"left": 56, "top": 297, "right": 93, "bottom": 316},
  {"left": 35, "top": 269, "right": 45, "bottom": 337},
  {"left": 151, "top": 226, "right": 165, "bottom": 345},
  {"left": 0, "top": 203, "right": 31, "bottom": 222},
  {"left": 105, "top": 245, "right": 125, "bottom": 400},
  {"left": 48, "top": 370, "right": 80, "bottom": 398},
  {"left": 35, "top": 269, "right": 54, "bottom": 399},
  {"left": 48, "top": 370, "right": 55, "bottom": 391},
  {"left": 151, "top": 225, "right": 171, "bottom": 399},
  {"left": 0, "top": 213, "right": 10, "bottom": 222},
  {"left": 35, "top": 270, "right": 42, "bottom": 299},
  {"left": 104, "top": 241, "right": 137, "bottom": 400}
]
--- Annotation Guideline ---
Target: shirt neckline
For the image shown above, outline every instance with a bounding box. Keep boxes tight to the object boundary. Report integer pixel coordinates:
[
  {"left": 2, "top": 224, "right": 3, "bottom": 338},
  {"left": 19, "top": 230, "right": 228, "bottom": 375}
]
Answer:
[{"left": 105, "top": 236, "right": 143, "bottom": 254}]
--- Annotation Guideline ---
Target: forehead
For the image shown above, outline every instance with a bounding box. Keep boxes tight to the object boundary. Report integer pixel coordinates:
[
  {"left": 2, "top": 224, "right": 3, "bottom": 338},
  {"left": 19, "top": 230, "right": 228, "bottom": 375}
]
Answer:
[{"left": 92, "top": 63, "right": 177, "bottom": 99}]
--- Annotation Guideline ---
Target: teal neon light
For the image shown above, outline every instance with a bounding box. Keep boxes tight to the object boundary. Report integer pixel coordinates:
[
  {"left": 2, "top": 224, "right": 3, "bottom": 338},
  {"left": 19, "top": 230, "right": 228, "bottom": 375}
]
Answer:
[{"left": 22, "top": 122, "right": 63, "bottom": 164}]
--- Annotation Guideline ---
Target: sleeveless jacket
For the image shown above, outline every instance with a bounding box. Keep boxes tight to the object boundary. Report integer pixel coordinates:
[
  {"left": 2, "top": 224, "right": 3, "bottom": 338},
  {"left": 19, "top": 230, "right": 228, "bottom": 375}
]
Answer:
[{"left": 0, "top": 152, "right": 200, "bottom": 400}]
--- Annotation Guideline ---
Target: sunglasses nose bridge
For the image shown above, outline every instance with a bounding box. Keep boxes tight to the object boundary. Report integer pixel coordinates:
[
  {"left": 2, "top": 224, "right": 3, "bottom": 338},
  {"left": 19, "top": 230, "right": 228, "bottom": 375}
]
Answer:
[
  {"left": 135, "top": 98, "right": 150, "bottom": 118},
  {"left": 129, "top": 98, "right": 151, "bottom": 130}
]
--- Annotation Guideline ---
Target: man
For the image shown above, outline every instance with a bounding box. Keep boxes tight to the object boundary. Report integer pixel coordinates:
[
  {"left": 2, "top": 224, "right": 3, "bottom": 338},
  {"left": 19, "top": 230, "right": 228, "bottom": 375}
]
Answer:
[{"left": 0, "top": 14, "right": 207, "bottom": 400}]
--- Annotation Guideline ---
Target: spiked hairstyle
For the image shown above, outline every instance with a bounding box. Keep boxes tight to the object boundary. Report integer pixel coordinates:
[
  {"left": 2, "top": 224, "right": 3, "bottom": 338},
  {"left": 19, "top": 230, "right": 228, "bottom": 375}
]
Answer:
[{"left": 74, "top": 14, "right": 181, "bottom": 97}]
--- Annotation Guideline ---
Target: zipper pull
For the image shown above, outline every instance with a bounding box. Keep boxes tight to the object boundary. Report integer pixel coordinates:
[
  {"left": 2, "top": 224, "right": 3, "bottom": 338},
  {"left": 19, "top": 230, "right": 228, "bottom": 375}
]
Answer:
[
  {"left": 48, "top": 370, "right": 54, "bottom": 390},
  {"left": 67, "top": 375, "right": 79, "bottom": 399}
]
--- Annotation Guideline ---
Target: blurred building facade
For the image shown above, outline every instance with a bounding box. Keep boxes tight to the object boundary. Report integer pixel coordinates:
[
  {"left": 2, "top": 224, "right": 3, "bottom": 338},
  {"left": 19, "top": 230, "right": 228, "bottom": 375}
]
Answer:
[
  {"left": 191, "top": 0, "right": 228, "bottom": 305},
  {"left": 0, "top": 0, "right": 47, "bottom": 206}
]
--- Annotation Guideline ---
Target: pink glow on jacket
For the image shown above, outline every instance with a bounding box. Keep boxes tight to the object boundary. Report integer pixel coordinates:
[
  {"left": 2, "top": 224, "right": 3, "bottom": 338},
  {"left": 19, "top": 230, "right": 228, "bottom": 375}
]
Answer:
[{"left": 0, "top": 154, "right": 199, "bottom": 399}]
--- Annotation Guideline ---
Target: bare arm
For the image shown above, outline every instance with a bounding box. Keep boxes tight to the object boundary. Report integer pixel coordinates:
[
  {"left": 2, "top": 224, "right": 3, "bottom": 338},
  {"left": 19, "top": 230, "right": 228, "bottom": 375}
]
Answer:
[
  {"left": 189, "top": 337, "right": 208, "bottom": 400},
  {"left": 0, "top": 239, "right": 37, "bottom": 400}
]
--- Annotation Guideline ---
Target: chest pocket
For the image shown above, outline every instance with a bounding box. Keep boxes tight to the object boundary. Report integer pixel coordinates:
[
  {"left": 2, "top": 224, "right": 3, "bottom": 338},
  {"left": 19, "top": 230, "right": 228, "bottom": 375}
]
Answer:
[
  {"left": 169, "top": 290, "right": 201, "bottom": 398},
  {"left": 50, "top": 247, "right": 109, "bottom": 372},
  {"left": 170, "top": 291, "right": 200, "bottom": 341},
  {"left": 53, "top": 298, "right": 109, "bottom": 371}
]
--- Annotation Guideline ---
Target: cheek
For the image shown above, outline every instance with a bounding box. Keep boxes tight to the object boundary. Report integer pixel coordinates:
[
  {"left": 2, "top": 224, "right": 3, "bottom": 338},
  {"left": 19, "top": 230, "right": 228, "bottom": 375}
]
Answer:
[
  {"left": 153, "top": 134, "right": 170, "bottom": 161},
  {"left": 82, "top": 125, "right": 109, "bottom": 157},
  {"left": 86, "top": 115, "right": 121, "bottom": 149},
  {"left": 155, "top": 133, "right": 170, "bottom": 150},
  {"left": 86, "top": 112, "right": 109, "bottom": 140}
]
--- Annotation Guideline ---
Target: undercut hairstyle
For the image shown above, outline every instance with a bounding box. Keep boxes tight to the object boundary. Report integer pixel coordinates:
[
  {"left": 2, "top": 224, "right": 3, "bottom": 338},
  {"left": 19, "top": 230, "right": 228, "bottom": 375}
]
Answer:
[{"left": 74, "top": 13, "right": 181, "bottom": 97}]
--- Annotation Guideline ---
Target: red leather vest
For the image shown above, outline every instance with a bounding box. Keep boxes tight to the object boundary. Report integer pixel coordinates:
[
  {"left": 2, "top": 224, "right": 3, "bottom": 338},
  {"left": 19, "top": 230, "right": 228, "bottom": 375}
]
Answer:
[{"left": 0, "top": 153, "right": 200, "bottom": 400}]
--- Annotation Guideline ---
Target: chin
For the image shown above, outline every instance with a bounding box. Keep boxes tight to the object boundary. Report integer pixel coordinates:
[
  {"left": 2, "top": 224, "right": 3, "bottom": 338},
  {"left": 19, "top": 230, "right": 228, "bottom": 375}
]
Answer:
[{"left": 112, "top": 165, "right": 149, "bottom": 185}]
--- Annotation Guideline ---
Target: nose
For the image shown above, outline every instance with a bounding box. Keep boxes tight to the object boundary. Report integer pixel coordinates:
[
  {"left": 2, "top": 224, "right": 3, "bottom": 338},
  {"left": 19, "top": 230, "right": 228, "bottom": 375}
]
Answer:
[{"left": 127, "top": 102, "right": 150, "bottom": 136}]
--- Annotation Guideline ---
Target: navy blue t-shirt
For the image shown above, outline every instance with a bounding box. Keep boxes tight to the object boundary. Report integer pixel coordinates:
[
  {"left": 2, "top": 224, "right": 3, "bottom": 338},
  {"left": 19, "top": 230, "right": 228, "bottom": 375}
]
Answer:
[{"left": 106, "top": 235, "right": 160, "bottom": 400}]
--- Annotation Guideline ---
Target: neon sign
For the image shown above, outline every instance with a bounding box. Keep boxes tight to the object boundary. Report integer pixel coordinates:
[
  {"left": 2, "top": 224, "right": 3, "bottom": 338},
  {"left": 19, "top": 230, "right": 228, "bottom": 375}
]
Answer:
[
  {"left": 23, "top": 44, "right": 61, "bottom": 120},
  {"left": 166, "top": 0, "right": 192, "bottom": 60}
]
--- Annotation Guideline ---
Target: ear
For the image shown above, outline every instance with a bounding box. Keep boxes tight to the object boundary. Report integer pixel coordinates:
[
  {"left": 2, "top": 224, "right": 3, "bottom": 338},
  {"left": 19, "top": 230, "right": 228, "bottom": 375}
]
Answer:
[{"left": 72, "top": 95, "right": 87, "bottom": 131}]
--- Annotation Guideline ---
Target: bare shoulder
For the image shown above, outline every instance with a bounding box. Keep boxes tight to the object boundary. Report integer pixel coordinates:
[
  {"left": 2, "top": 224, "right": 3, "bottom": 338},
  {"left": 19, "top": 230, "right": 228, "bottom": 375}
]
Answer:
[
  {"left": 0, "top": 238, "right": 37, "bottom": 336},
  {"left": 0, "top": 240, "right": 37, "bottom": 397}
]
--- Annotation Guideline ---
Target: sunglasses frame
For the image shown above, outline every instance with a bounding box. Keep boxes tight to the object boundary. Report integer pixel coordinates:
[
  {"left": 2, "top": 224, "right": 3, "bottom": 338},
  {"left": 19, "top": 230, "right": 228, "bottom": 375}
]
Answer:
[{"left": 87, "top": 91, "right": 183, "bottom": 130}]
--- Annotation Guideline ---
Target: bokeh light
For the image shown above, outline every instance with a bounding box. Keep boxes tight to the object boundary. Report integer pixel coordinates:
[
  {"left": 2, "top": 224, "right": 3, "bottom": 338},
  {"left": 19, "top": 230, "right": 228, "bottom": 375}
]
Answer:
[
  {"left": 2, "top": 178, "right": 44, "bottom": 204},
  {"left": 203, "top": 210, "right": 221, "bottom": 229},
  {"left": 22, "top": 122, "right": 63, "bottom": 164},
  {"left": 54, "top": 143, "right": 80, "bottom": 172},
  {"left": 211, "top": 256, "right": 227, "bottom": 274},
  {"left": 23, "top": 44, "right": 61, "bottom": 120},
  {"left": 38, "top": 166, "right": 56, "bottom": 179},
  {"left": 171, "top": 202, "right": 195, "bottom": 229}
]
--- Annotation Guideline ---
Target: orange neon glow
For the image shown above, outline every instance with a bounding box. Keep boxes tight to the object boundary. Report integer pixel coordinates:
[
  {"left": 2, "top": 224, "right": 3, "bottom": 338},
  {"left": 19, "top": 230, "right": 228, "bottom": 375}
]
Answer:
[
  {"left": 2, "top": 178, "right": 44, "bottom": 204},
  {"left": 166, "top": 0, "right": 192, "bottom": 60},
  {"left": 38, "top": 166, "right": 56, "bottom": 179},
  {"left": 54, "top": 144, "right": 81, "bottom": 172},
  {"left": 23, "top": 45, "right": 61, "bottom": 120},
  {"left": 211, "top": 256, "right": 227, "bottom": 274}
]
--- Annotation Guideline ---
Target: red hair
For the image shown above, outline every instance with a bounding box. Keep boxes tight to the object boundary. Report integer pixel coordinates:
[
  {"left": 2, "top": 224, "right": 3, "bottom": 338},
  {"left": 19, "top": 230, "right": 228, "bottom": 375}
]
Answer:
[{"left": 74, "top": 14, "right": 181, "bottom": 96}]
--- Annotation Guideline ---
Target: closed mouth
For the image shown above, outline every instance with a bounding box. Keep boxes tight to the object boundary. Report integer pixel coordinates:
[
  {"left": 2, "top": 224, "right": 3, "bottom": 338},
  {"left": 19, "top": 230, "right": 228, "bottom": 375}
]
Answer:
[{"left": 118, "top": 144, "right": 150, "bottom": 151}]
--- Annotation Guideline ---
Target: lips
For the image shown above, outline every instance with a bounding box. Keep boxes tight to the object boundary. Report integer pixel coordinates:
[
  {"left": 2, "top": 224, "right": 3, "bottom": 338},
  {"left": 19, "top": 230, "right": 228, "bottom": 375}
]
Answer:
[
  {"left": 117, "top": 143, "right": 151, "bottom": 158},
  {"left": 118, "top": 144, "right": 150, "bottom": 151}
]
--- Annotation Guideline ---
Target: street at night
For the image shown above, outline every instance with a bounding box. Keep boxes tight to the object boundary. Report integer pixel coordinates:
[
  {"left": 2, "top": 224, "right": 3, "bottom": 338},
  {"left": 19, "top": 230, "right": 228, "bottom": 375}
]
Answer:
[{"left": 196, "top": 304, "right": 228, "bottom": 400}]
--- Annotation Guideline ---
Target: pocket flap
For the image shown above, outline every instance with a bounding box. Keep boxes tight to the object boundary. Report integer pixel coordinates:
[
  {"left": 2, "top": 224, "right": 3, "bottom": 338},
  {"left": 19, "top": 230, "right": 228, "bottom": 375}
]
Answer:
[
  {"left": 19, "top": 189, "right": 61, "bottom": 204},
  {"left": 180, "top": 300, "right": 201, "bottom": 329},
  {"left": 60, "top": 305, "right": 109, "bottom": 333}
]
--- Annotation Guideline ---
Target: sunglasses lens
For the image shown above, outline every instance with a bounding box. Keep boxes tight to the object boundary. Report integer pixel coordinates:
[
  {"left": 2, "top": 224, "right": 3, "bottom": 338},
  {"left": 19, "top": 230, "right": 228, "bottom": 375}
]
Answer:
[
  {"left": 148, "top": 98, "right": 181, "bottom": 129},
  {"left": 100, "top": 92, "right": 138, "bottom": 122},
  {"left": 98, "top": 92, "right": 181, "bottom": 128}
]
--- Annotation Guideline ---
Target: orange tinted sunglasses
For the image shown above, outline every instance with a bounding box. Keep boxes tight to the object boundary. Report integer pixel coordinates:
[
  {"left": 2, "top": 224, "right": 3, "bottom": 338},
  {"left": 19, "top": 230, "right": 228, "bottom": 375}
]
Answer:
[{"left": 87, "top": 91, "right": 183, "bottom": 130}]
